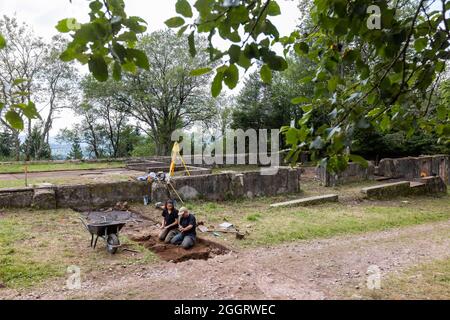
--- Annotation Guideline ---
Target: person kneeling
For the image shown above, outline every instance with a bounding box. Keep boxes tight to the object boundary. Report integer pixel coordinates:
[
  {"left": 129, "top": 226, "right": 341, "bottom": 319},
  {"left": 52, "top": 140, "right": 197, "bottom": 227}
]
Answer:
[
  {"left": 159, "top": 200, "right": 179, "bottom": 243},
  {"left": 171, "top": 207, "right": 196, "bottom": 250}
]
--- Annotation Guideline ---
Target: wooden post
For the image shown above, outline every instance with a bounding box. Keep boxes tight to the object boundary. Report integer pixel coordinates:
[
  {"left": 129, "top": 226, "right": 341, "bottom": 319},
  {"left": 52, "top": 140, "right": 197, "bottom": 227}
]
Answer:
[{"left": 24, "top": 163, "right": 28, "bottom": 187}]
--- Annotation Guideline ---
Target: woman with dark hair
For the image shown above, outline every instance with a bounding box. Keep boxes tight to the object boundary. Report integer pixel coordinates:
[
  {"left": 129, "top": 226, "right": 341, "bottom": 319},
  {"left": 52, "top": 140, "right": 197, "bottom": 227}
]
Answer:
[{"left": 158, "top": 200, "right": 179, "bottom": 243}]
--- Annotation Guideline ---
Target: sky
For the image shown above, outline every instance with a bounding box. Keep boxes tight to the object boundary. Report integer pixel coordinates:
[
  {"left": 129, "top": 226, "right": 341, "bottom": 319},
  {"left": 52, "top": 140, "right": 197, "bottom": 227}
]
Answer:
[{"left": 0, "top": 0, "right": 302, "bottom": 135}]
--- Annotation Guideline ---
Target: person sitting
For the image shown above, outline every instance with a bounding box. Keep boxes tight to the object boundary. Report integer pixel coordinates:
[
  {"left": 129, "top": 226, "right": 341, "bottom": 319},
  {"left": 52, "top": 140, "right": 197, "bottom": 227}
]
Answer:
[
  {"left": 170, "top": 207, "right": 197, "bottom": 250},
  {"left": 158, "top": 200, "right": 179, "bottom": 243}
]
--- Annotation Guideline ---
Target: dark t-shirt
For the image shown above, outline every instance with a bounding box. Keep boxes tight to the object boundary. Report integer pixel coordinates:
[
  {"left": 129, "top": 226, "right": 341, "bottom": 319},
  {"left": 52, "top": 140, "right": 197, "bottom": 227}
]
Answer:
[
  {"left": 162, "top": 209, "right": 179, "bottom": 230},
  {"left": 179, "top": 214, "right": 196, "bottom": 236}
]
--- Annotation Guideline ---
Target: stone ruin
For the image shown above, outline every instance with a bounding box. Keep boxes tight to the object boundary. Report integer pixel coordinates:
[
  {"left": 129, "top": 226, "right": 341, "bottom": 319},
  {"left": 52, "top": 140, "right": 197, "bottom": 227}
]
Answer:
[{"left": 317, "top": 155, "right": 449, "bottom": 188}]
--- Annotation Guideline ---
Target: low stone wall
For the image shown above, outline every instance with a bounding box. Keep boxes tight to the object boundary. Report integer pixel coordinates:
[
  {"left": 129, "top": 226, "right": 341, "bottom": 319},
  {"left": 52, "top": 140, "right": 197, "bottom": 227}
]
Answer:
[
  {"left": 362, "top": 177, "right": 447, "bottom": 200},
  {"left": 161, "top": 167, "right": 301, "bottom": 202},
  {"left": 377, "top": 155, "right": 449, "bottom": 183},
  {"left": 361, "top": 182, "right": 411, "bottom": 199},
  {"left": 0, "top": 167, "right": 301, "bottom": 210},
  {"left": 0, "top": 188, "right": 34, "bottom": 208},
  {"left": 317, "top": 162, "right": 375, "bottom": 187}
]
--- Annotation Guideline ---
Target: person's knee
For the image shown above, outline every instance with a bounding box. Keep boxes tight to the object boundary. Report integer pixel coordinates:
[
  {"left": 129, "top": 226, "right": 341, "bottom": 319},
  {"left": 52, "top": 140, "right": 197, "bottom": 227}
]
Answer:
[
  {"left": 158, "top": 230, "right": 167, "bottom": 241},
  {"left": 171, "top": 234, "right": 181, "bottom": 245},
  {"left": 164, "top": 234, "right": 174, "bottom": 244},
  {"left": 181, "top": 237, "right": 194, "bottom": 249}
]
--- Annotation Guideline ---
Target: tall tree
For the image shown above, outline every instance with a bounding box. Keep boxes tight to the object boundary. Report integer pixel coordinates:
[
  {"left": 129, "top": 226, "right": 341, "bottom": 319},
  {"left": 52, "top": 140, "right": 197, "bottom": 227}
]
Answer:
[
  {"left": 82, "top": 30, "right": 217, "bottom": 155},
  {"left": 0, "top": 16, "right": 43, "bottom": 160}
]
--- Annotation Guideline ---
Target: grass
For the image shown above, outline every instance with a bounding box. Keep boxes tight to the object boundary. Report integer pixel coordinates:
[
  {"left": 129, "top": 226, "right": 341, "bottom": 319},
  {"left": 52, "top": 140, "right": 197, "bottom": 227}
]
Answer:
[
  {"left": 0, "top": 209, "right": 157, "bottom": 289},
  {"left": 1, "top": 179, "right": 449, "bottom": 290},
  {"left": 186, "top": 190, "right": 450, "bottom": 247},
  {"left": 212, "top": 164, "right": 261, "bottom": 174},
  {"left": 0, "top": 174, "right": 134, "bottom": 189},
  {"left": 0, "top": 161, "right": 125, "bottom": 174},
  {"left": 353, "top": 258, "right": 450, "bottom": 300}
]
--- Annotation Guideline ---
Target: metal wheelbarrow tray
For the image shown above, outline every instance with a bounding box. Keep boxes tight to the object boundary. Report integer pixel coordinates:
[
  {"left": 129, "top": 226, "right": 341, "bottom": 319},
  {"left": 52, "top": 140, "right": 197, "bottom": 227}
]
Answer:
[{"left": 80, "top": 219, "right": 126, "bottom": 254}]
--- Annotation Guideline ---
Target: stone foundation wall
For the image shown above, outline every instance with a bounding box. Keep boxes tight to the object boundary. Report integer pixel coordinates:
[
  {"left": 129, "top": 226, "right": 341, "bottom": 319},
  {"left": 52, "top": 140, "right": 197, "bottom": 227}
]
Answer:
[
  {"left": 317, "top": 162, "right": 375, "bottom": 187},
  {"left": 377, "top": 155, "right": 449, "bottom": 183},
  {"left": 159, "top": 167, "right": 301, "bottom": 202},
  {"left": 0, "top": 168, "right": 301, "bottom": 210},
  {"left": 362, "top": 177, "right": 447, "bottom": 200}
]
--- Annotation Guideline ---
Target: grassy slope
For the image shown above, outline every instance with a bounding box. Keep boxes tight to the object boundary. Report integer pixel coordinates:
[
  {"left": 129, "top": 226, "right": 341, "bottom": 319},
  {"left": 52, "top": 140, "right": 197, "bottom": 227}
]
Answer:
[
  {"left": 0, "top": 162, "right": 124, "bottom": 174},
  {"left": 0, "top": 209, "right": 157, "bottom": 288},
  {"left": 188, "top": 193, "right": 450, "bottom": 247},
  {"left": 0, "top": 174, "right": 132, "bottom": 189}
]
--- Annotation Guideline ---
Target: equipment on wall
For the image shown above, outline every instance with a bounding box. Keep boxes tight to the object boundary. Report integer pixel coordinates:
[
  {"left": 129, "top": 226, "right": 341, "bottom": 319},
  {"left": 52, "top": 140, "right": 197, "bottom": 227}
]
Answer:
[{"left": 169, "top": 142, "right": 191, "bottom": 177}]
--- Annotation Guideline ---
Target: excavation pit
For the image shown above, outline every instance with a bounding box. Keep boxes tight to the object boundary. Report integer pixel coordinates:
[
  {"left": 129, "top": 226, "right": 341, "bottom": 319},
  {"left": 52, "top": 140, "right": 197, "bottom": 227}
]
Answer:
[{"left": 127, "top": 226, "right": 230, "bottom": 263}]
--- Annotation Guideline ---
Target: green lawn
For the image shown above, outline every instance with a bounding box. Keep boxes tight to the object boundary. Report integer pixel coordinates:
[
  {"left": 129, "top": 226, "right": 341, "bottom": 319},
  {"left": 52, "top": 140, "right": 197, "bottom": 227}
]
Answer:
[
  {"left": 186, "top": 192, "right": 450, "bottom": 247},
  {"left": 0, "top": 161, "right": 125, "bottom": 174},
  {"left": 0, "top": 174, "right": 133, "bottom": 189},
  {"left": 0, "top": 209, "right": 157, "bottom": 288}
]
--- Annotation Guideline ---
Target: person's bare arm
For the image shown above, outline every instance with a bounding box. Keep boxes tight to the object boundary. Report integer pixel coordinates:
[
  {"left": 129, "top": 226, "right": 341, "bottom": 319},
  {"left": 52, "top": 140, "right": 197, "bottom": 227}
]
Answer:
[
  {"left": 166, "top": 218, "right": 178, "bottom": 229},
  {"left": 180, "top": 224, "right": 193, "bottom": 232}
]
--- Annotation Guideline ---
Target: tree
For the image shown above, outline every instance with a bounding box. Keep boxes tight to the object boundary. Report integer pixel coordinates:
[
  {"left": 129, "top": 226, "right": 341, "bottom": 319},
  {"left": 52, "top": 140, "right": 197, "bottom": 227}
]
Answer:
[
  {"left": 67, "top": 136, "right": 83, "bottom": 160},
  {"left": 81, "top": 76, "right": 131, "bottom": 158},
  {"left": 1, "top": 0, "right": 448, "bottom": 171},
  {"left": 35, "top": 36, "right": 78, "bottom": 158},
  {"left": 22, "top": 123, "right": 52, "bottom": 160},
  {"left": 165, "top": 0, "right": 450, "bottom": 171},
  {"left": 0, "top": 16, "right": 42, "bottom": 159},
  {"left": 83, "top": 30, "right": 218, "bottom": 155},
  {"left": 0, "top": 125, "right": 15, "bottom": 159}
]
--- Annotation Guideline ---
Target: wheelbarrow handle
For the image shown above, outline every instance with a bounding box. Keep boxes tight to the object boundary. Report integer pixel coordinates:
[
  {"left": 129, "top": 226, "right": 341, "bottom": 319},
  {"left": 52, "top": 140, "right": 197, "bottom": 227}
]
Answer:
[{"left": 78, "top": 217, "right": 90, "bottom": 232}]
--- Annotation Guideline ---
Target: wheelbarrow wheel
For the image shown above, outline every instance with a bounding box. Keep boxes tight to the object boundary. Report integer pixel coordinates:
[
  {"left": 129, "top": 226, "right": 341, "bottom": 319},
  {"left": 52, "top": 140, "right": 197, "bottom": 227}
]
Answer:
[{"left": 106, "top": 234, "right": 120, "bottom": 254}]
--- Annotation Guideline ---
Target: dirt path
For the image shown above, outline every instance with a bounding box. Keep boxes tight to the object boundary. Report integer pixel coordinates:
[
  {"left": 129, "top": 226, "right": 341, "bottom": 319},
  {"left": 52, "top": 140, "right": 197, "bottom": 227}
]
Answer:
[{"left": 2, "top": 220, "right": 449, "bottom": 300}]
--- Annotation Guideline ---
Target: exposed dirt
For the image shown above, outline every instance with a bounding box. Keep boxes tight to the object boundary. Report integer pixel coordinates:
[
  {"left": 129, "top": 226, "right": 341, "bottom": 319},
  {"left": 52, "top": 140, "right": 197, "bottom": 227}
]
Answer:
[
  {"left": 1, "top": 219, "right": 449, "bottom": 300},
  {"left": 126, "top": 224, "right": 230, "bottom": 263}
]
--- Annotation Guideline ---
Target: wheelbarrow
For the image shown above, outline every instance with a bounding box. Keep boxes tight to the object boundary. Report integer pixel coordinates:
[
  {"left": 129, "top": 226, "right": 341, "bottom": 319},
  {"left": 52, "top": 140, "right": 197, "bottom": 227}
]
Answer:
[{"left": 80, "top": 218, "right": 126, "bottom": 254}]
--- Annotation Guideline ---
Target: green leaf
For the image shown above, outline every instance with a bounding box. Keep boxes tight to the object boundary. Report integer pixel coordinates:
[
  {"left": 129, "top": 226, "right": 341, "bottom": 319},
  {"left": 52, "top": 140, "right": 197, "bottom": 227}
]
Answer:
[
  {"left": 228, "top": 44, "right": 241, "bottom": 64},
  {"left": 380, "top": 114, "right": 391, "bottom": 132},
  {"left": 21, "top": 101, "right": 40, "bottom": 119},
  {"left": 260, "top": 64, "right": 272, "bottom": 84},
  {"left": 5, "top": 110, "right": 24, "bottom": 130},
  {"left": 291, "top": 97, "right": 309, "bottom": 104},
  {"left": 88, "top": 55, "right": 109, "bottom": 82},
  {"left": 211, "top": 71, "right": 223, "bottom": 97},
  {"left": 113, "top": 61, "right": 122, "bottom": 81},
  {"left": 176, "top": 0, "right": 193, "bottom": 18},
  {"left": 190, "top": 67, "right": 212, "bottom": 77},
  {"left": 223, "top": 64, "right": 239, "bottom": 89},
  {"left": 327, "top": 76, "right": 339, "bottom": 92},
  {"left": 127, "top": 49, "right": 150, "bottom": 70},
  {"left": 414, "top": 38, "right": 428, "bottom": 52},
  {"left": 55, "top": 18, "right": 80, "bottom": 33},
  {"left": 267, "top": 1, "right": 281, "bottom": 16},
  {"left": 294, "top": 42, "right": 309, "bottom": 55},
  {"left": 265, "top": 55, "right": 287, "bottom": 71},
  {"left": 165, "top": 17, "right": 185, "bottom": 28},
  {"left": 0, "top": 34, "right": 5, "bottom": 49},
  {"left": 349, "top": 154, "right": 368, "bottom": 168},
  {"left": 188, "top": 32, "right": 196, "bottom": 57},
  {"left": 89, "top": 1, "right": 103, "bottom": 11}
]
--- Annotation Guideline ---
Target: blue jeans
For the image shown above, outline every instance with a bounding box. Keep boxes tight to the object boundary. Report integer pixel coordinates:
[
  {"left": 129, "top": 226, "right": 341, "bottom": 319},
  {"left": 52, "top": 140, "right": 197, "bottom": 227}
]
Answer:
[{"left": 170, "top": 233, "right": 196, "bottom": 249}]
